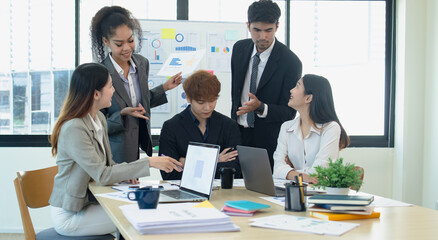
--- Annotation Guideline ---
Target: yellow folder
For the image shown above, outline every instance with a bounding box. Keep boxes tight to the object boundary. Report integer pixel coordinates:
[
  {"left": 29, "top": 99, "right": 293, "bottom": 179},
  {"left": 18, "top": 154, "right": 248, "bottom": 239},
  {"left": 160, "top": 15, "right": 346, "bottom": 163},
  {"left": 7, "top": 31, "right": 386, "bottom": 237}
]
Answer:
[{"left": 310, "top": 211, "right": 381, "bottom": 221}]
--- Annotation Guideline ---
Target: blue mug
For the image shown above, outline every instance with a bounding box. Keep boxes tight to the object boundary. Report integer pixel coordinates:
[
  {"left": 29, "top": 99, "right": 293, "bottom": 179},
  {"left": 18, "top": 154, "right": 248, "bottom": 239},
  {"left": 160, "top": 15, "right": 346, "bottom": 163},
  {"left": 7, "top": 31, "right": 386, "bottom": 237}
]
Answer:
[{"left": 127, "top": 186, "right": 161, "bottom": 209}]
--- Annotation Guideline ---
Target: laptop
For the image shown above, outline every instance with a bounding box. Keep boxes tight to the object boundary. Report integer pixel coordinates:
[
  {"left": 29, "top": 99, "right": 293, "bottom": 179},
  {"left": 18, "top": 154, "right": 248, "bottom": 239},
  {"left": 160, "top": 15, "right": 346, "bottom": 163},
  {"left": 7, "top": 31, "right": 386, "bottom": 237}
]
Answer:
[
  {"left": 236, "top": 145, "right": 286, "bottom": 197},
  {"left": 159, "top": 142, "right": 220, "bottom": 203}
]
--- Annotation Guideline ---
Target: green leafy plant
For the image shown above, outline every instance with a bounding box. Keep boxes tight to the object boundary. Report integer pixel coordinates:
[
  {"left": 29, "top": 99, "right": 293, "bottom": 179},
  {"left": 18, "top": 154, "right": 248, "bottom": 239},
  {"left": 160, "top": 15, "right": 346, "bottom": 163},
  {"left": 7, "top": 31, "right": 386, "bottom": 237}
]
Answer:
[{"left": 310, "top": 158, "right": 363, "bottom": 190}]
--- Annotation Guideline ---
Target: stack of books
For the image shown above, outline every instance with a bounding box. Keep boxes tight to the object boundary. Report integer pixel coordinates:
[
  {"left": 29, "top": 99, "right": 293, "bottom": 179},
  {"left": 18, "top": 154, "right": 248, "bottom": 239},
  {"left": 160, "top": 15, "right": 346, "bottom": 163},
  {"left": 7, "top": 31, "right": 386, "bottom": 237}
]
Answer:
[
  {"left": 119, "top": 202, "right": 240, "bottom": 234},
  {"left": 221, "top": 200, "right": 270, "bottom": 217},
  {"left": 308, "top": 194, "right": 380, "bottom": 221}
]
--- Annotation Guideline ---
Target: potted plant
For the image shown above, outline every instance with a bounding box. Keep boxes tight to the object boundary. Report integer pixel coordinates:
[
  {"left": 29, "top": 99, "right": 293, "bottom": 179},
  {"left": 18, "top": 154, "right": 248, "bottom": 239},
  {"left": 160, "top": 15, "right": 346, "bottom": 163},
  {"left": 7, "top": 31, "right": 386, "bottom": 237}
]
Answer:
[{"left": 310, "top": 158, "right": 363, "bottom": 195}]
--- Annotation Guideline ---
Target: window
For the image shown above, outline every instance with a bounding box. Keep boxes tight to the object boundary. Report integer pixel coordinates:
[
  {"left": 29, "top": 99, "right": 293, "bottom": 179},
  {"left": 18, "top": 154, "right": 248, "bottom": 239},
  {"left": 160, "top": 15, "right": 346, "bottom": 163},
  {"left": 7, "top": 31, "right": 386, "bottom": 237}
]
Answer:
[
  {"left": 1, "top": 0, "right": 395, "bottom": 147},
  {"left": 189, "top": 0, "right": 286, "bottom": 44},
  {"left": 0, "top": 0, "right": 75, "bottom": 143},
  {"left": 288, "top": 0, "right": 395, "bottom": 146}
]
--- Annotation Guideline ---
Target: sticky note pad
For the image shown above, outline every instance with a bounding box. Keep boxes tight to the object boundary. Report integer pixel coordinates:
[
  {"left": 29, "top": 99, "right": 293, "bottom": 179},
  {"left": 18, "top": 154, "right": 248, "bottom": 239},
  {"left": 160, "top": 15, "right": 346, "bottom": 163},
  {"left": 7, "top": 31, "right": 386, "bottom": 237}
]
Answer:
[
  {"left": 161, "top": 28, "right": 175, "bottom": 39},
  {"left": 193, "top": 200, "right": 215, "bottom": 208}
]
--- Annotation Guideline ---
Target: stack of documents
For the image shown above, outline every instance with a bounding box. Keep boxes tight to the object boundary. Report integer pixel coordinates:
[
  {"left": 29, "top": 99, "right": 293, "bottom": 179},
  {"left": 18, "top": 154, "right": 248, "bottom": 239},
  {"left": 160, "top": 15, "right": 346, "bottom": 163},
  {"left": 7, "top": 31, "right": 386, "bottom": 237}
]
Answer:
[{"left": 119, "top": 202, "right": 240, "bottom": 234}]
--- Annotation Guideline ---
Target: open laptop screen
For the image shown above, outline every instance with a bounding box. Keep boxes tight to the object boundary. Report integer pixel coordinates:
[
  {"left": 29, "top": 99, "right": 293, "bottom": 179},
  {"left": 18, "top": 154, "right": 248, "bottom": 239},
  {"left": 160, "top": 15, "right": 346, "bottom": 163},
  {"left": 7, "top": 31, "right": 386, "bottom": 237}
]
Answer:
[{"left": 180, "top": 142, "right": 220, "bottom": 195}]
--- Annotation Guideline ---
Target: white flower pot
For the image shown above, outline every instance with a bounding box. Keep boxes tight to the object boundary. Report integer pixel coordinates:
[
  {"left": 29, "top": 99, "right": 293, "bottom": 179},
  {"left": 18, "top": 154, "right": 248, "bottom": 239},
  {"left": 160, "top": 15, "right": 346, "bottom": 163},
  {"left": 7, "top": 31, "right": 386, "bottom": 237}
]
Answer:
[{"left": 326, "top": 187, "right": 350, "bottom": 195}]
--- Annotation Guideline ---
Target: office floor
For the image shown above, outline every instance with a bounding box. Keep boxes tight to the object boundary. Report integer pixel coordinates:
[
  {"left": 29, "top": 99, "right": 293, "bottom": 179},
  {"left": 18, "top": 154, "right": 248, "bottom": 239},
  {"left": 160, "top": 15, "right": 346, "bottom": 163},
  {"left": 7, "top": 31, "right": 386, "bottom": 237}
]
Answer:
[{"left": 0, "top": 233, "right": 24, "bottom": 240}]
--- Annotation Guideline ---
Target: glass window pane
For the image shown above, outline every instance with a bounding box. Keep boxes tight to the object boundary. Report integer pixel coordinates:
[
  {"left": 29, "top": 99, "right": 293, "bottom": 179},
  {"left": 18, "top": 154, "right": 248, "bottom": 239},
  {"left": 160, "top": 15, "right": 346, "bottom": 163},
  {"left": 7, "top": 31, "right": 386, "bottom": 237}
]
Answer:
[
  {"left": 290, "top": 1, "right": 386, "bottom": 136},
  {"left": 0, "top": 0, "right": 75, "bottom": 135},
  {"left": 189, "top": 0, "right": 286, "bottom": 47},
  {"left": 54, "top": 70, "right": 72, "bottom": 120},
  {"left": 189, "top": 0, "right": 253, "bottom": 22}
]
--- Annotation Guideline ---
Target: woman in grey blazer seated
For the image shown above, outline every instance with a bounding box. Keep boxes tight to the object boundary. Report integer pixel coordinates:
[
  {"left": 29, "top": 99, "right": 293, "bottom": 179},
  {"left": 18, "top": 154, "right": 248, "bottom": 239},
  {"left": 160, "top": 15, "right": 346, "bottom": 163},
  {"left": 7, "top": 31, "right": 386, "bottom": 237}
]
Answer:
[{"left": 49, "top": 63, "right": 182, "bottom": 237}]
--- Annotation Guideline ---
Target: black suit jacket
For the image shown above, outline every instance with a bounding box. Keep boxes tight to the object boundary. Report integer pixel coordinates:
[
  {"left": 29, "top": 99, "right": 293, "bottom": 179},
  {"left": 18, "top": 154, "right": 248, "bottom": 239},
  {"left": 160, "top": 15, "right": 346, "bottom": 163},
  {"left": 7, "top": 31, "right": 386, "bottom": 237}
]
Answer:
[
  {"left": 159, "top": 106, "right": 242, "bottom": 180},
  {"left": 231, "top": 38, "right": 302, "bottom": 167}
]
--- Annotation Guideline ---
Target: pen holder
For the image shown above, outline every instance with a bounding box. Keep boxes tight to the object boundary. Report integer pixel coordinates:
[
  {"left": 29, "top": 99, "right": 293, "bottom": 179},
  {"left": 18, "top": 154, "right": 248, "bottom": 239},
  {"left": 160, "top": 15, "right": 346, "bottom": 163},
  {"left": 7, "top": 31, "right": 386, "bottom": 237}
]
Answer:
[{"left": 284, "top": 182, "right": 307, "bottom": 212}]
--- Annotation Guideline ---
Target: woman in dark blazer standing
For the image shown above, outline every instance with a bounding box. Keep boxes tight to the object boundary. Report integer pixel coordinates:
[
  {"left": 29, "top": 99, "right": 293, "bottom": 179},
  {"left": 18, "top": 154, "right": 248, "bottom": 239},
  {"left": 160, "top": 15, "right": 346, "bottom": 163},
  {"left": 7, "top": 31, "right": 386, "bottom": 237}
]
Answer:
[{"left": 90, "top": 6, "right": 182, "bottom": 164}]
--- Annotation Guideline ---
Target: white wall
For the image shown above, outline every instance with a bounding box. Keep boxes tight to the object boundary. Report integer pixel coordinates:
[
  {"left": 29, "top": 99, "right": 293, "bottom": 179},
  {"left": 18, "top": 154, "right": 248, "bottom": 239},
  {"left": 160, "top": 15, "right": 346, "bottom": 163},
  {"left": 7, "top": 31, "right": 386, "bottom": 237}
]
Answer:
[
  {"left": 422, "top": 0, "right": 438, "bottom": 209},
  {"left": 393, "top": 0, "right": 438, "bottom": 209},
  {"left": 1, "top": 148, "right": 55, "bottom": 233},
  {"left": 393, "top": 0, "right": 426, "bottom": 206}
]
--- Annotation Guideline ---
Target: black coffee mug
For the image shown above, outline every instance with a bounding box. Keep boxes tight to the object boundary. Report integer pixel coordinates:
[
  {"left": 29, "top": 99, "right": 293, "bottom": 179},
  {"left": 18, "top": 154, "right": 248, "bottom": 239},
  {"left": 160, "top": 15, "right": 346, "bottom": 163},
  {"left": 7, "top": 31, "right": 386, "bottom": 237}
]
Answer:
[
  {"left": 127, "top": 187, "right": 161, "bottom": 209},
  {"left": 220, "top": 167, "right": 236, "bottom": 189}
]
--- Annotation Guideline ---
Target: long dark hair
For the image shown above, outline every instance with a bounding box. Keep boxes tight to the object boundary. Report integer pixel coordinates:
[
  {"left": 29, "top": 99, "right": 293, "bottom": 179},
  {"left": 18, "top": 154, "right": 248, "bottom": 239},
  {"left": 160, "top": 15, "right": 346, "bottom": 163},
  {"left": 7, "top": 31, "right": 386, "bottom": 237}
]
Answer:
[
  {"left": 50, "top": 63, "right": 109, "bottom": 156},
  {"left": 90, "top": 6, "right": 143, "bottom": 62},
  {"left": 302, "top": 74, "right": 350, "bottom": 149}
]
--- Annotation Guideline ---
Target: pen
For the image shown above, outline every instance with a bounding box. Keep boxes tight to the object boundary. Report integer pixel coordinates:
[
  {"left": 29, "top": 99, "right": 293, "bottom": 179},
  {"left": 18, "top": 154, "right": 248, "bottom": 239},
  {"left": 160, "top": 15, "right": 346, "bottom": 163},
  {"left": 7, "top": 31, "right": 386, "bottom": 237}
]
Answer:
[
  {"left": 298, "top": 174, "right": 304, "bottom": 204},
  {"left": 161, "top": 154, "right": 183, "bottom": 171}
]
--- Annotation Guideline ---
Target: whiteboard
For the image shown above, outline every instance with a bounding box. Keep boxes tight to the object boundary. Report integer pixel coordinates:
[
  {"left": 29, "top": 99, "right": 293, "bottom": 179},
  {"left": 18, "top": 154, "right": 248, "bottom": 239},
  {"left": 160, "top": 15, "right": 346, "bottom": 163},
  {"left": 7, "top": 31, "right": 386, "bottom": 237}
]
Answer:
[{"left": 137, "top": 19, "right": 248, "bottom": 129}]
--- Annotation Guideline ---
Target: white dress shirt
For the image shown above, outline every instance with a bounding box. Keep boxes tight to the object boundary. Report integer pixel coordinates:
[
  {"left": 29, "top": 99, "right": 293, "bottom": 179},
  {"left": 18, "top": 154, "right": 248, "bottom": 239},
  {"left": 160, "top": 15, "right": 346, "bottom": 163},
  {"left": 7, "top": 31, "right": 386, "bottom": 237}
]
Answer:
[
  {"left": 272, "top": 116, "right": 341, "bottom": 179},
  {"left": 109, "top": 54, "right": 141, "bottom": 107},
  {"left": 238, "top": 39, "right": 275, "bottom": 127}
]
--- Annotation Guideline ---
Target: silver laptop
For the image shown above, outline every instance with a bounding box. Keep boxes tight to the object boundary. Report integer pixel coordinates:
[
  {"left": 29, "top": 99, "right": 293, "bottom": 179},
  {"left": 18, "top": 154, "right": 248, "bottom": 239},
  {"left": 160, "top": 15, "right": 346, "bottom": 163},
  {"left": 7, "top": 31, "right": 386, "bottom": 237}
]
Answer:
[
  {"left": 236, "top": 145, "right": 285, "bottom": 197},
  {"left": 160, "top": 142, "right": 220, "bottom": 203}
]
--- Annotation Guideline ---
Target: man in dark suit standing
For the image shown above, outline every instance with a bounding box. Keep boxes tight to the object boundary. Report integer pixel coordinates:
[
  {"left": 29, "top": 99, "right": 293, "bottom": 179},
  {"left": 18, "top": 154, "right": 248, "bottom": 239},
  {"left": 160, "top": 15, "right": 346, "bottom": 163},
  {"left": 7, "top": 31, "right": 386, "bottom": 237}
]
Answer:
[{"left": 231, "top": 0, "right": 302, "bottom": 171}]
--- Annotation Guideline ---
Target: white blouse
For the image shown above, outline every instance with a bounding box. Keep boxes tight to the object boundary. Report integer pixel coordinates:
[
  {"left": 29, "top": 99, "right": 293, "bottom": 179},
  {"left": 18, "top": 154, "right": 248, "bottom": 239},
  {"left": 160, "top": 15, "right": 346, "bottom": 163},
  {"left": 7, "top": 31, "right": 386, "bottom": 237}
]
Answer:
[
  {"left": 272, "top": 116, "right": 341, "bottom": 179},
  {"left": 88, "top": 114, "right": 106, "bottom": 157}
]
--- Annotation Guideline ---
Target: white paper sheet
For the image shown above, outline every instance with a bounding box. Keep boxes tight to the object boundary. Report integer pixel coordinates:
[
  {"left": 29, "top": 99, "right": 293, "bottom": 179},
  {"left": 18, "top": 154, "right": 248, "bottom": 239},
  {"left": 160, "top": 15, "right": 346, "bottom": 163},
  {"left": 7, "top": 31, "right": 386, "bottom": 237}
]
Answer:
[
  {"left": 157, "top": 49, "right": 205, "bottom": 77},
  {"left": 250, "top": 214, "right": 359, "bottom": 236}
]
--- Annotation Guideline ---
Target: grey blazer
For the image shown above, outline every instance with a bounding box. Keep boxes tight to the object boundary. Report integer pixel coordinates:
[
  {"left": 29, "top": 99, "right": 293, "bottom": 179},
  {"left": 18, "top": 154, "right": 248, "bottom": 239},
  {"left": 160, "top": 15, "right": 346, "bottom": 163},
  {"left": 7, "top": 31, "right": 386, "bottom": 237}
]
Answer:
[
  {"left": 101, "top": 54, "right": 167, "bottom": 163},
  {"left": 49, "top": 112, "right": 151, "bottom": 212}
]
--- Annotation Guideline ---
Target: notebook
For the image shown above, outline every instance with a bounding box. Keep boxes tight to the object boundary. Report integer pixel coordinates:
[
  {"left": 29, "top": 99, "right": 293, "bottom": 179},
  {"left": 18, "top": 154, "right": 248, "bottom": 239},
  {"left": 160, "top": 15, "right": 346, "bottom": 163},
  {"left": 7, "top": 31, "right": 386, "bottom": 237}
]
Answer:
[
  {"left": 236, "top": 145, "right": 285, "bottom": 197},
  {"left": 159, "top": 142, "right": 220, "bottom": 203},
  {"left": 308, "top": 194, "right": 374, "bottom": 205},
  {"left": 225, "top": 200, "right": 270, "bottom": 211}
]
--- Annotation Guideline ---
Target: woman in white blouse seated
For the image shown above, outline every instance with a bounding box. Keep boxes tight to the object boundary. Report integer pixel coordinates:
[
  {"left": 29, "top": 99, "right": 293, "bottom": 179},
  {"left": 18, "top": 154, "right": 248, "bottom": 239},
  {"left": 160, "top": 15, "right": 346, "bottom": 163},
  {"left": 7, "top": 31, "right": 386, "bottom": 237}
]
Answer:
[{"left": 272, "top": 74, "right": 350, "bottom": 183}]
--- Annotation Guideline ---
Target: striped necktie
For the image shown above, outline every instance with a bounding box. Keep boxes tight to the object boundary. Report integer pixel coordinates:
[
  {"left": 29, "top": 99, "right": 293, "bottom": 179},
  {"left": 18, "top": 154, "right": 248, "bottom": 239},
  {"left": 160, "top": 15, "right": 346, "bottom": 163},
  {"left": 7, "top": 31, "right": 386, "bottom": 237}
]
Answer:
[{"left": 247, "top": 52, "right": 261, "bottom": 128}]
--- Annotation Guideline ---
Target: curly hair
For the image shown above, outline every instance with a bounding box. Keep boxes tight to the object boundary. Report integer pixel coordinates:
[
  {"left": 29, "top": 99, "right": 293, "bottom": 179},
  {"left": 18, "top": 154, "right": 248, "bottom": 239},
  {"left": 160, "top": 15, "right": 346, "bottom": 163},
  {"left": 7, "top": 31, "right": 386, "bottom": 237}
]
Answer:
[{"left": 90, "top": 6, "right": 143, "bottom": 62}]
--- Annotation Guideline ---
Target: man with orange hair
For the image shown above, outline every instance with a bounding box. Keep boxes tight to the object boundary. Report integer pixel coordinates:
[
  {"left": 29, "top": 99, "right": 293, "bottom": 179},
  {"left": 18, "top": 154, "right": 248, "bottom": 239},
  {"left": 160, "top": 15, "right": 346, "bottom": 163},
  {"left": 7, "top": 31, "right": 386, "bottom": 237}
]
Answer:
[{"left": 159, "top": 70, "right": 242, "bottom": 180}]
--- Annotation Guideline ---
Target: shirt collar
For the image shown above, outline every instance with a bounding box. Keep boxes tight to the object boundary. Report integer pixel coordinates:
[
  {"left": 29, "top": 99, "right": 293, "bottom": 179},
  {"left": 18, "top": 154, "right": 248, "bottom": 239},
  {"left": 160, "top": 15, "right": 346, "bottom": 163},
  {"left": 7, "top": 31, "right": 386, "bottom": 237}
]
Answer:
[
  {"left": 187, "top": 105, "right": 211, "bottom": 125},
  {"left": 188, "top": 105, "right": 198, "bottom": 123},
  {"left": 286, "top": 116, "right": 323, "bottom": 136},
  {"left": 109, "top": 53, "right": 137, "bottom": 75},
  {"left": 88, "top": 113, "right": 102, "bottom": 132},
  {"left": 251, "top": 38, "right": 275, "bottom": 63}
]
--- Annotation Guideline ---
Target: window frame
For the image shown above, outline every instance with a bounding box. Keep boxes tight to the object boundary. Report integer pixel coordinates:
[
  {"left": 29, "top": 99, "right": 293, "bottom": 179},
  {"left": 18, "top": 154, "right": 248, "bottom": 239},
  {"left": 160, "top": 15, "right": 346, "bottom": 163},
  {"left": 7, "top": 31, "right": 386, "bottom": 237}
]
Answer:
[{"left": 0, "top": 0, "right": 395, "bottom": 148}]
